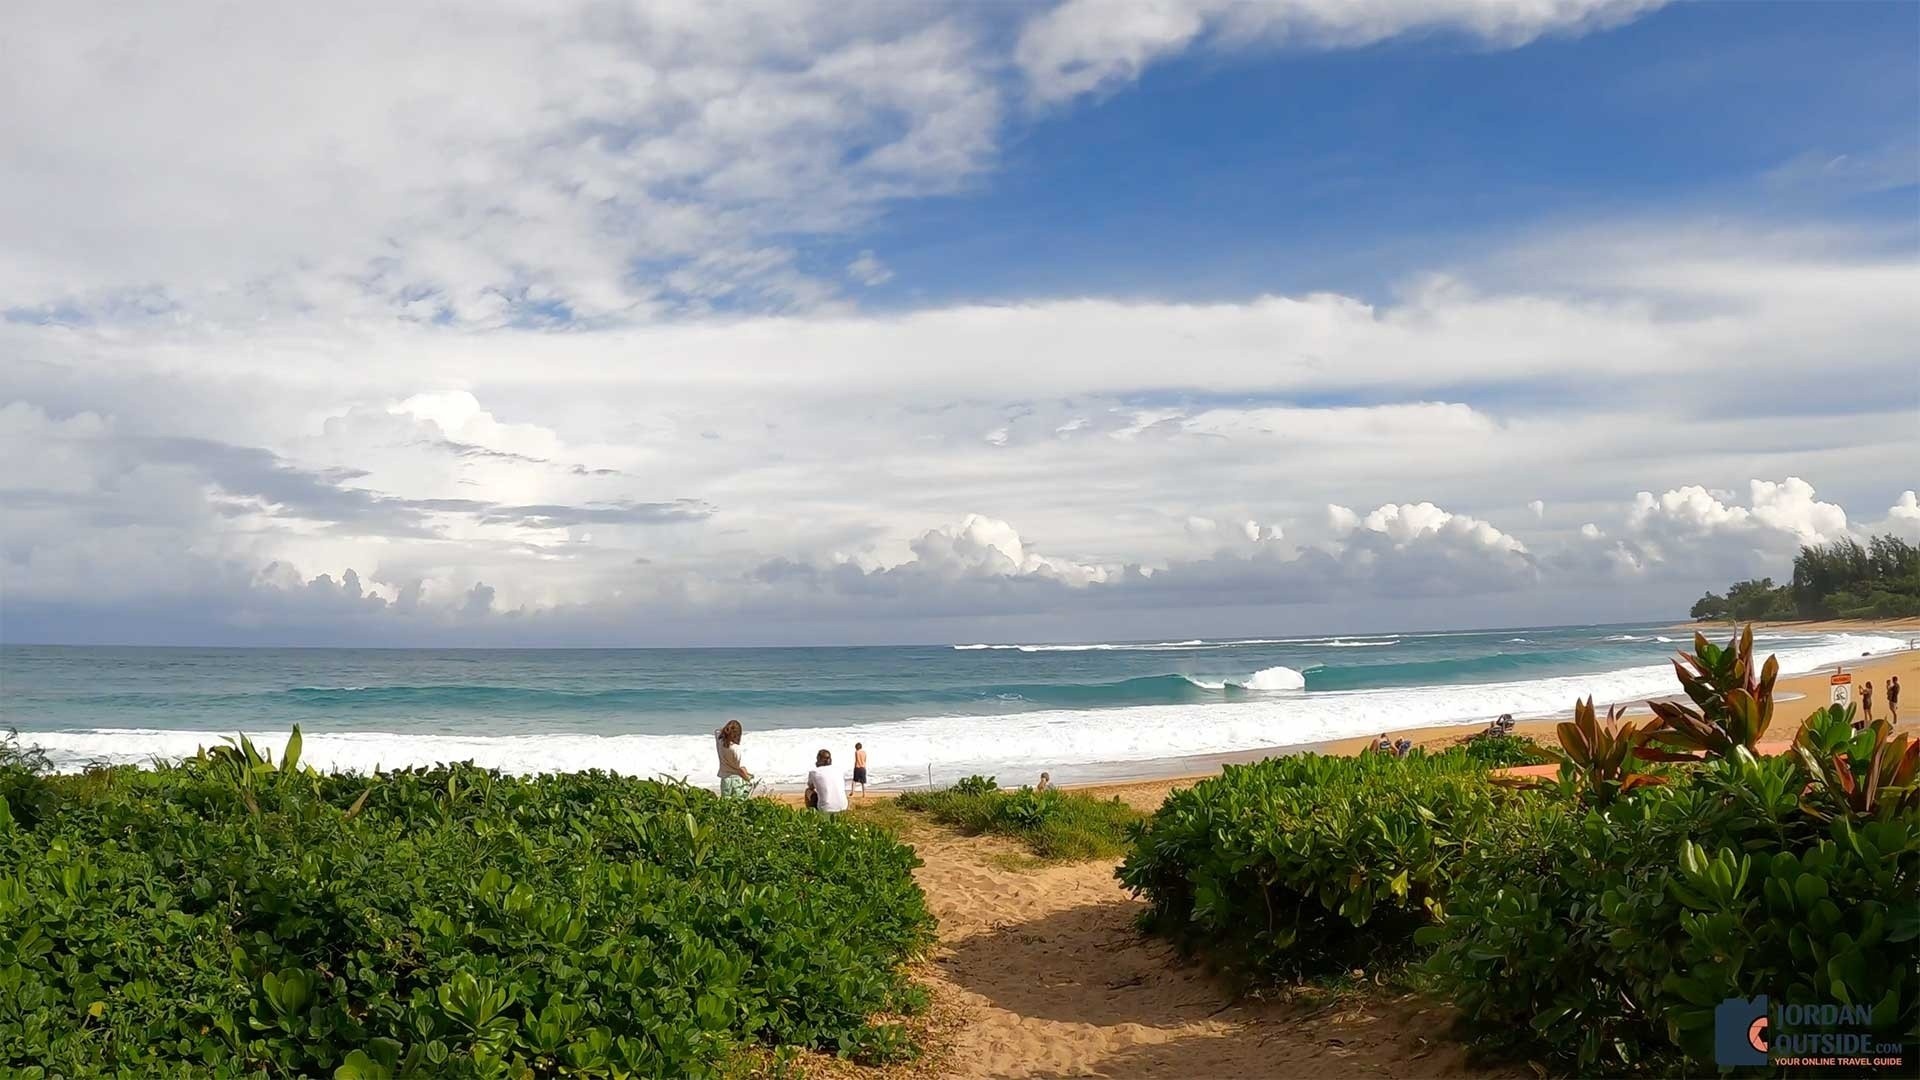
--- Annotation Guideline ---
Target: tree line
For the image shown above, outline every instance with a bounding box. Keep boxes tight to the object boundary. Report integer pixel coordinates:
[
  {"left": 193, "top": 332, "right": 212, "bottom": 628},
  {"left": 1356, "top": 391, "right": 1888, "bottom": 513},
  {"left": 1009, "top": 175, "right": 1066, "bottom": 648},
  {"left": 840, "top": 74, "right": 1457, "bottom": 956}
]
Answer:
[{"left": 1691, "top": 533, "right": 1920, "bottom": 621}]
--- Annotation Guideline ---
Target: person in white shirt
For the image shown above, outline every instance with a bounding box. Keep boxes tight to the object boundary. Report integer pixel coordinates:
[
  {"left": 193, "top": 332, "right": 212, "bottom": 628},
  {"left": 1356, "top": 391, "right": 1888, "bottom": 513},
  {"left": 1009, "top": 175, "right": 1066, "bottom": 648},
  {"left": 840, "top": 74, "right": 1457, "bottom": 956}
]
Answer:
[
  {"left": 805, "top": 748, "right": 849, "bottom": 815},
  {"left": 714, "top": 720, "right": 753, "bottom": 797}
]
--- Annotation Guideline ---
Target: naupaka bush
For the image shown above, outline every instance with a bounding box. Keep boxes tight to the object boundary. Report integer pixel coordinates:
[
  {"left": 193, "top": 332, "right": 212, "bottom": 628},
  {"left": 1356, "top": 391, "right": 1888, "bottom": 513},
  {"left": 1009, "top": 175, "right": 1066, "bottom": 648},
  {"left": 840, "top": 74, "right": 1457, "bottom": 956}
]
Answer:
[
  {"left": 0, "top": 731, "right": 934, "bottom": 1078},
  {"left": 1115, "top": 748, "right": 1519, "bottom": 976}
]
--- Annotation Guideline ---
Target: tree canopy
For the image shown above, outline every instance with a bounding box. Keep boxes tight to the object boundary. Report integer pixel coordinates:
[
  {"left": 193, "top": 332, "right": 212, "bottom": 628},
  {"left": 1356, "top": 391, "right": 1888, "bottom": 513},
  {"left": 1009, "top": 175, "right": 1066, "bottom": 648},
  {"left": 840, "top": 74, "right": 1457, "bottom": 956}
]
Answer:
[{"left": 1692, "top": 533, "right": 1920, "bottom": 621}]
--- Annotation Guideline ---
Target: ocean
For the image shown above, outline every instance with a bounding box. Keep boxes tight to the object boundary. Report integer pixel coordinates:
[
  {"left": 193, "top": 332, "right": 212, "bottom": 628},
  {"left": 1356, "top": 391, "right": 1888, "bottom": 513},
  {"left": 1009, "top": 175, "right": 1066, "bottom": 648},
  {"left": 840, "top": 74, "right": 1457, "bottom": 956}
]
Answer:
[{"left": 1, "top": 624, "right": 1904, "bottom": 788}]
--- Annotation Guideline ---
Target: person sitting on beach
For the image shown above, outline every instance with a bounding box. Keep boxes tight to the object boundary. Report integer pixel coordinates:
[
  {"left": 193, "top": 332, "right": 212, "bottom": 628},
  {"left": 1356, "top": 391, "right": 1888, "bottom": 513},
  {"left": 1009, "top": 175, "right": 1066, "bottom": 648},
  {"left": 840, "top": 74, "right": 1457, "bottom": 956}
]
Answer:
[
  {"left": 715, "top": 720, "right": 753, "bottom": 798},
  {"left": 806, "top": 749, "right": 848, "bottom": 815},
  {"left": 852, "top": 742, "right": 868, "bottom": 797},
  {"left": 1491, "top": 713, "right": 1515, "bottom": 735},
  {"left": 1373, "top": 733, "right": 1392, "bottom": 754},
  {"left": 1393, "top": 737, "right": 1413, "bottom": 758},
  {"left": 1035, "top": 771, "right": 1052, "bottom": 793}
]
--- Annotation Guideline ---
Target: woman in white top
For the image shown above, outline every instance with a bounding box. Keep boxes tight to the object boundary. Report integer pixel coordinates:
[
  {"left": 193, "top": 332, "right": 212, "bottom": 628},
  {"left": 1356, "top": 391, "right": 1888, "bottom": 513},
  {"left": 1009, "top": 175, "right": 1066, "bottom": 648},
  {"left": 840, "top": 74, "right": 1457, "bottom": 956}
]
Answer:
[
  {"left": 805, "top": 748, "right": 848, "bottom": 815},
  {"left": 715, "top": 720, "right": 753, "bottom": 797}
]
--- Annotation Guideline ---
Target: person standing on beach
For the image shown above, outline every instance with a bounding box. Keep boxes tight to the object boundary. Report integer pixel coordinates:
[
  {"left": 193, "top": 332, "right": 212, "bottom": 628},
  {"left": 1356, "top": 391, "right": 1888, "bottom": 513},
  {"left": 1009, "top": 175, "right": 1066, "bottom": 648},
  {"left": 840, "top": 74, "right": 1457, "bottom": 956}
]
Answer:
[
  {"left": 1888, "top": 676, "right": 1900, "bottom": 724},
  {"left": 806, "top": 749, "right": 848, "bottom": 815},
  {"left": 715, "top": 720, "right": 753, "bottom": 797},
  {"left": 851, "top": 742, "right": 868, "bottom": 798},
  {"left": 1862, "top": 682, "right": 1875, "bottom": 724}
]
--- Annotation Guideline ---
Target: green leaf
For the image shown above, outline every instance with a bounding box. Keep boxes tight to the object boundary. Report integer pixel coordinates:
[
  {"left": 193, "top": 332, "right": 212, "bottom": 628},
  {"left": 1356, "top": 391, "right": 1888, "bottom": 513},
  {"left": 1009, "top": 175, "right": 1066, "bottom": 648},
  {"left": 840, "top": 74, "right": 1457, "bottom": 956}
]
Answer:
[{"left": 282, "top": 725, "right": 303, "bottom": 774}]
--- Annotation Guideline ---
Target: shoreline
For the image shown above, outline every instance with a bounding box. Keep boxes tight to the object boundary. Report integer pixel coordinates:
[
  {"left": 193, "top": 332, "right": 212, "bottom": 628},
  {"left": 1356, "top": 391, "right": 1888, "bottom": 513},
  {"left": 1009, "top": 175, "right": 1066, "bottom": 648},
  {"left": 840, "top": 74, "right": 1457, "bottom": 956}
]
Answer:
[{"left": 1040, "top": 635, "right": 1919, "bottom": 806}]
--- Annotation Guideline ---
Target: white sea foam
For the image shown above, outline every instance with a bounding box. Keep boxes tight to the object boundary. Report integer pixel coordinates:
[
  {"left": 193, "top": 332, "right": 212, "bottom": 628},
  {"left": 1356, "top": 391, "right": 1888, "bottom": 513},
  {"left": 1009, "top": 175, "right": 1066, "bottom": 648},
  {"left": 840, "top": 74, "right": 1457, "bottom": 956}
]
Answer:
[
  {"left": 1182, "top": 665, "right": 1308, "bottom": 692},
  {"left": 951, "top": 636, "right": 1393, "bottom": 652},
  {"left": 24, "top": 634, "right": 1906, "bottom": 789}
]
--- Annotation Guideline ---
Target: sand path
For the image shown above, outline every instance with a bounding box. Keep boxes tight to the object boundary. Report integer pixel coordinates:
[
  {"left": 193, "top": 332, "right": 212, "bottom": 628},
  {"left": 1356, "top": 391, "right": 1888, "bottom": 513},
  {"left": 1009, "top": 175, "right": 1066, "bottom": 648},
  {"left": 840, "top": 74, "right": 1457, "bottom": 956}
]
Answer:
[{"left": 893, "top": 819, "right": 1492, "bottom": 1079}]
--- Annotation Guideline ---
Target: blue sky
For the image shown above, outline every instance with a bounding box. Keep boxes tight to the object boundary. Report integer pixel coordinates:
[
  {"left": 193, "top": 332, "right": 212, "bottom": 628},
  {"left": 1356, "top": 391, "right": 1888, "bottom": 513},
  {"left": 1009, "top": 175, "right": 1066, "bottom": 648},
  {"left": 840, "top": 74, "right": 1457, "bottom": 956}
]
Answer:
[
  {"left": 1, "top": 0, "right": 1916, "bottom": 645},
  {"left": 838, "top": 2, "right": 1917, "bottom": 309}
]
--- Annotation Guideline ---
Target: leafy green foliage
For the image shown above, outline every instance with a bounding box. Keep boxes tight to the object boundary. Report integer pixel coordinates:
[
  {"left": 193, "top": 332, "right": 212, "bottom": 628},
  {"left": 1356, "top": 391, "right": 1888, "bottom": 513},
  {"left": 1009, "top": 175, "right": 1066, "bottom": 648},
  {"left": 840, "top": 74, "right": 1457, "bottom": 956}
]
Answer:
[
  {"left": 0, "top": 731, "right": 934, "bottom": 1077},
  {"left": 1421, "top": 755, "right": 1918, "bottom": 1074},
  {"left": 949, "top": 774, "right": 999, "bottom": 797},
  {"left": 0, "top": 730, "right": 57, "bottom": 832},
  {"left": 897, "top": 781, "right": 1140, "bottom": 861},
  {"left": 1642, "top": 626, "right": 1778, "bottom": 762},
  {"left": 1794, "top": 707, "right": 1920, "bottom": 822},
  {"left": 1117, "top": 749, "right": 1514, "bottom": 977},
  {"left": 1554, "top": 697, "right": 1662, "bottom": 806},
  {"left": 1454, "top": 730, "right": 1554, "bottom": 768},
  {"left": 1122, "top": 630, "right": 1919, "bottom": 1074}
]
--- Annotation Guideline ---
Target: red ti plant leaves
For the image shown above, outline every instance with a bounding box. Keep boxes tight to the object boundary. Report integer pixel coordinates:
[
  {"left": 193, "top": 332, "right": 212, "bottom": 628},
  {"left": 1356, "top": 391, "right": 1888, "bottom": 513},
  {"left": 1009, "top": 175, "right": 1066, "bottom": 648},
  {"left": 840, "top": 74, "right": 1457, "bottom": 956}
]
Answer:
[
  {"left": 1555, "top": 697, "right": 1660, "bottom": 806},
  {"left": 1636, "top": 625, "right": 1778, "bottom": 763}
]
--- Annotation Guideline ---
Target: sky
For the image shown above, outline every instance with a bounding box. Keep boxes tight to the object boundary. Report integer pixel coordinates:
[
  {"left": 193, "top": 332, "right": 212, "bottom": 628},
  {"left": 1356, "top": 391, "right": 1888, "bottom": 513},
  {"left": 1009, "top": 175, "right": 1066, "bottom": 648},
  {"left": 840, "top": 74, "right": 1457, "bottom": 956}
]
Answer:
[{"left": 1, "top": 0, "right": 1917, "bottom": 647}]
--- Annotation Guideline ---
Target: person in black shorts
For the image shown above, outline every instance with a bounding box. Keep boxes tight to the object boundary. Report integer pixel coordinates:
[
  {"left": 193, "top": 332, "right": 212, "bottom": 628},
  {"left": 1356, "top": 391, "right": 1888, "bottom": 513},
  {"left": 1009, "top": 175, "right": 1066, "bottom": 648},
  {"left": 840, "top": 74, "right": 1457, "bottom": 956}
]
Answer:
[
  {"left": 852, "top": 742, "right": 868, "bottom": 797},
  {"left": 1889, "top": 676, "right": 1901, "bottom": 724}
]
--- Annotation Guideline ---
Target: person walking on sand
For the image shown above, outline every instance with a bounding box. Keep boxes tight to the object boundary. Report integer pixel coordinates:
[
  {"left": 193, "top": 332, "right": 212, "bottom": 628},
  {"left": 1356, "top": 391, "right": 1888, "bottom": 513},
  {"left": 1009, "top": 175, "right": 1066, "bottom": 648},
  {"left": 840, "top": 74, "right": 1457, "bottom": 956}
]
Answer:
[
  {"left": 852, "top": 742, "right": 868, "bottom": 798},
  {"left": 1862, "top": 682, "right": 1875, "bottom": 724},
  {"left": 1889, "top": 676, "right": 1901, "bottom": 724},
  {"left": 805, "top": 749, "right": 848, "bottom": 815},
  {"left": 715, "top": 720, "right": 753, "bottom": 798}
]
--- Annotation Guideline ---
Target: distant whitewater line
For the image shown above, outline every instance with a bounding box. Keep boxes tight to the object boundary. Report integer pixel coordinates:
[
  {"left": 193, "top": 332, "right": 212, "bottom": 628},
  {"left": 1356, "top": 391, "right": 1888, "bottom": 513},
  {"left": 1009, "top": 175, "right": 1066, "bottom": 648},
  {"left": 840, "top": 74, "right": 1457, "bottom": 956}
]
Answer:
[
  {"left": 27, "top": 634, "right": 1902, "bottom": 788},
  {"left": 953, "top": 636, "right": 1397, "bottom": 652}
]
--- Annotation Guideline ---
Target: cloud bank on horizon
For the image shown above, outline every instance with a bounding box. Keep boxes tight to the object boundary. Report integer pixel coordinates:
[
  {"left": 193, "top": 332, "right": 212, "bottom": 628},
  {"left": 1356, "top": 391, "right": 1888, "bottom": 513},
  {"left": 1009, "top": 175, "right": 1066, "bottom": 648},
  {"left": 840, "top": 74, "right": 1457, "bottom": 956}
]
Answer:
[{"left": 3, "top": 0, "right": 1916, "bottom": 646}]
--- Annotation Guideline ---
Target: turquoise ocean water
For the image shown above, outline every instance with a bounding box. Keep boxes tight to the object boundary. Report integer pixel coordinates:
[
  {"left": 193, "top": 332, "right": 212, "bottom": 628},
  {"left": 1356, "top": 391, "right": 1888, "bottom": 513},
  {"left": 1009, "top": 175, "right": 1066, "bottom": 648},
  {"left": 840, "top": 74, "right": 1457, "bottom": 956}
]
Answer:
[{"left": 1, "top": 624, "right": 1903, "bottom": 787}]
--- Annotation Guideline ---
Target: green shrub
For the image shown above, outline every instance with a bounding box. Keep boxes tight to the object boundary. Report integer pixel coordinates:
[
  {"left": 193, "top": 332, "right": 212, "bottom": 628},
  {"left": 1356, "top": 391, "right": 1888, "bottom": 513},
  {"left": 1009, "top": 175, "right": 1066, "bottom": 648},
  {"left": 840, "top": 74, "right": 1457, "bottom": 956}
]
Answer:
[
  {"left": 1454, "top": 730, "right": 1554, "bottom": 769},
  {"left": 0, "top": 730, "right": 57, "bottom": 832},
  {"left": 950, "top": 775, "right": 999, "bottom": 797},
  {"left": 0, "top": 731, "right": 934, "bottom": 1077},
  {"left": 1116, "top": 749, "right": 1516, "bottom": 977},
  {"left": 1421, "top": 750, "right": 1918, "bottom": 1074},
  {"left": 897, "top": 782, "right": 1140, "bottom": 861}
]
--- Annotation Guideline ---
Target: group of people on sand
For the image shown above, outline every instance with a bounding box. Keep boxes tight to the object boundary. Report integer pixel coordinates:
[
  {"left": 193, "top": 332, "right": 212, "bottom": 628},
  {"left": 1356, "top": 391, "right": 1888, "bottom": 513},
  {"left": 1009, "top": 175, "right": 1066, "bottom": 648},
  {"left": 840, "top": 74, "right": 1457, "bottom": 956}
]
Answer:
[
  {"left": 712, "top": 720, "right": 869, "bottom": 815},
  {"left": 1372, "top": 733, "right": 1414, "bottom": 758},
  {"left": 1859, "top": 675, "right": 1900, "bottom": 727}
]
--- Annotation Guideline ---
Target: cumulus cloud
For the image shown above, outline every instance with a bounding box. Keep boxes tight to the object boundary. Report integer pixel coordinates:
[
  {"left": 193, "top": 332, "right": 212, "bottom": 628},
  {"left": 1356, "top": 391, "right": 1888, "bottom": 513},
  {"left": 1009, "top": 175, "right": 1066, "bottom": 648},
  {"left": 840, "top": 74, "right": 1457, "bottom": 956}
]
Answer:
[
  {"left": 1016, "top": 0, "right": 1664, "bottom": 103},
  {"left": 1625, "top": 477, "right": 1848, "bottom": 549},
  {"left": 1877, "top": 491, "right": 1920, "bottom": 541}
]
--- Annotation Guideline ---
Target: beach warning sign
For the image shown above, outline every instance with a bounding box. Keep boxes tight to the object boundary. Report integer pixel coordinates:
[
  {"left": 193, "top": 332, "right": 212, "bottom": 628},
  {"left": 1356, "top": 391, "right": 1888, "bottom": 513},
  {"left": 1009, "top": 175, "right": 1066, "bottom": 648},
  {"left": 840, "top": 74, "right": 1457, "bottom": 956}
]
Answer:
[{"left": 1830, "top": 672, "right": 1852, "bottom": 708}]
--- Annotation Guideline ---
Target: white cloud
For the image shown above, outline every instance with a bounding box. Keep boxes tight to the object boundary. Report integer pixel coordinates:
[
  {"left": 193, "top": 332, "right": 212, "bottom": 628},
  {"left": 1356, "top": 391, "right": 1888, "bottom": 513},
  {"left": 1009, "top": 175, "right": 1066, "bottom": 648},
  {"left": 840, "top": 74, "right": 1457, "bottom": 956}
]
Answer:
[
  {"left": 905, "top": 514, "right": 1116, "bottom": 585},
  {"left": 1878, "top": 491, "right": 1920, "bottom": 542},
  {"left": 4, "top": 225, "right": 1916, "bottom": 643},
  {"left": 846, "top": 251, "right": 895, "bottom": 286},
  {"left": 3, "top": 1, "right": 999, "bottom": 324},
  {"left": 1528, "top": 499, "right": 1545, "bottom": 519},
  {"left": 1626, "top": 477, "right": 1849, "bottom": 549},
  {"left": 1016, "top": 0, "right": 1664, "bottom": 104}
]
